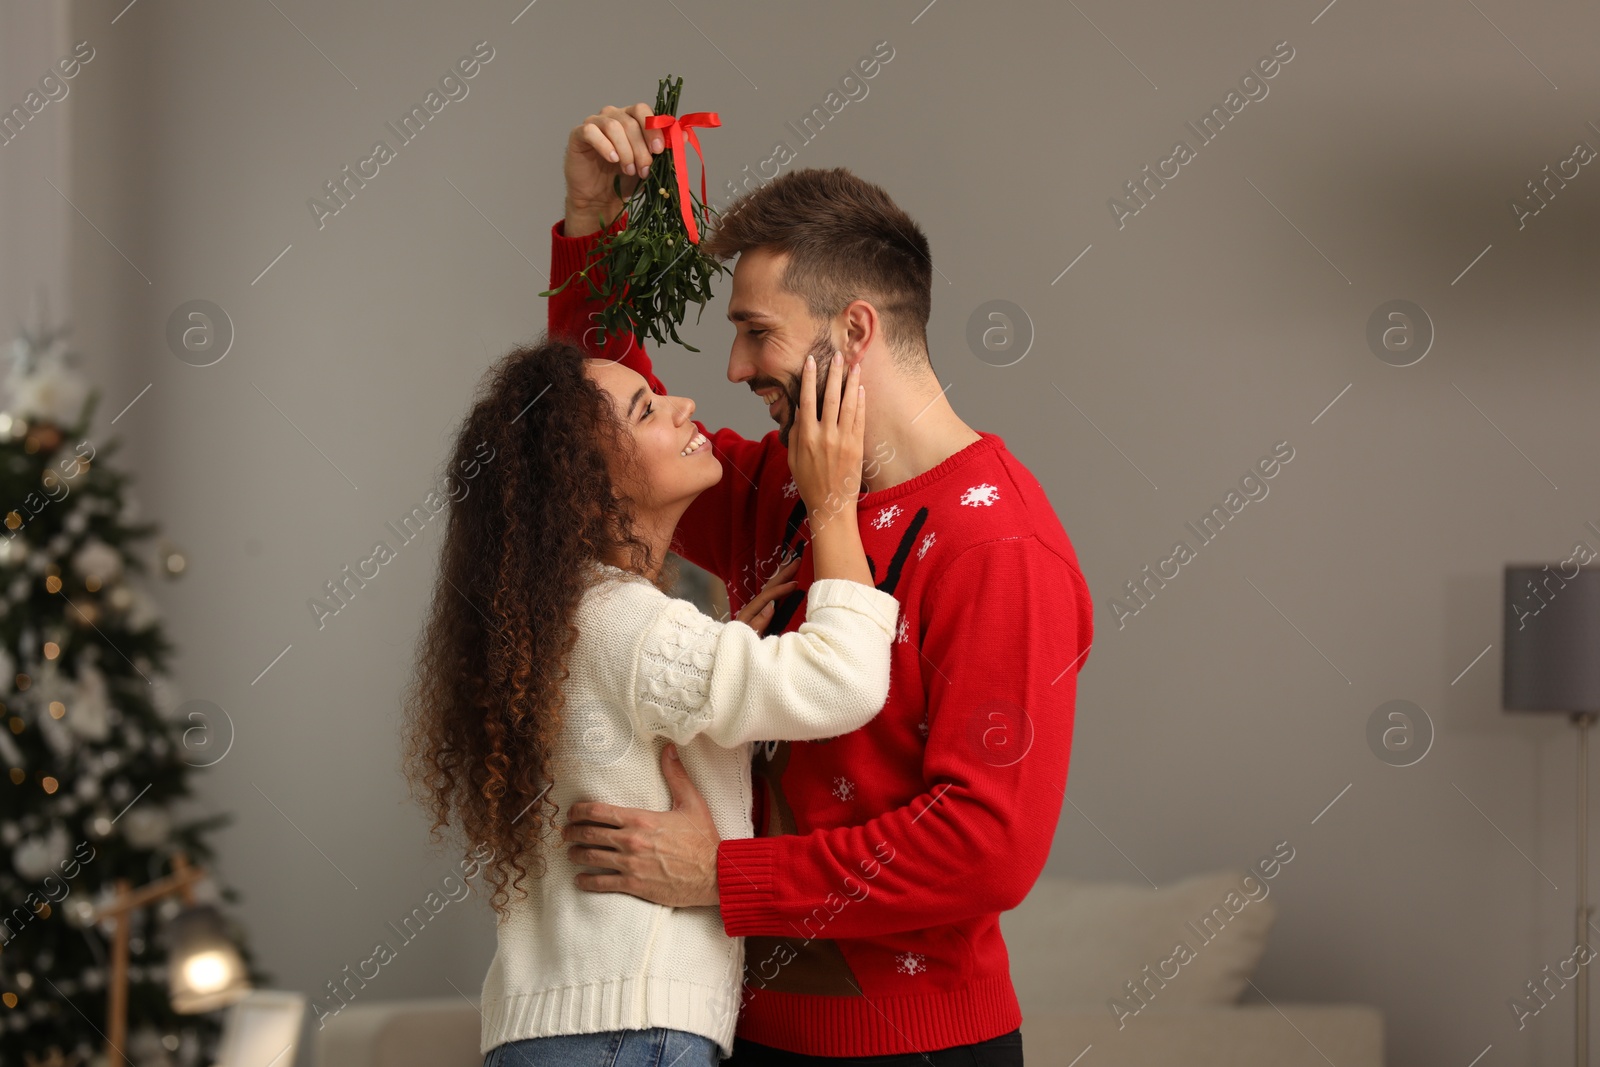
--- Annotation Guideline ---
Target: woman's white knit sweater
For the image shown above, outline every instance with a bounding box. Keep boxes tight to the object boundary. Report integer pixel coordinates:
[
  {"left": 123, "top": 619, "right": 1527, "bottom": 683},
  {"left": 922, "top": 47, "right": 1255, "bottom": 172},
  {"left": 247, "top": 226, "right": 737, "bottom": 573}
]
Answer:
[{"left": 478, "top": 562, "right": 900, "bottom": 1058}]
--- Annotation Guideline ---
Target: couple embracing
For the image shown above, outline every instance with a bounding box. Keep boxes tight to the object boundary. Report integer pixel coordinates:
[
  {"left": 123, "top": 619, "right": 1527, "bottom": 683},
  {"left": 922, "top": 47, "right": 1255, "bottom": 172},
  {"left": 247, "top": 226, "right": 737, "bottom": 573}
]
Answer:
[{"left": 403, "top": 99, "right": 1093, "bottom": 1067}]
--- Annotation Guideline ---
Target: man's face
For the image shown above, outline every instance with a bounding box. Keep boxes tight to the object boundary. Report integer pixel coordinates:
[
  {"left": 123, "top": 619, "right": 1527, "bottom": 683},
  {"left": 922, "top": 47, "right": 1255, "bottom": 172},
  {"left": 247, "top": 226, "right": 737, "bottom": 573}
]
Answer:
[{"left": 725, "top": 246, "right": 836, "bottom": 448}]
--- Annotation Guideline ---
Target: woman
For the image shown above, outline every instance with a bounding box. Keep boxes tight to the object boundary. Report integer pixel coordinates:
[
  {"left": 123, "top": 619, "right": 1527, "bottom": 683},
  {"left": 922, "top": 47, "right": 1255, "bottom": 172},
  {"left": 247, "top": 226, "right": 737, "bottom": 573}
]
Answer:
[{"left": 403, "top": 336, "right": 894, "bottom": 1067}]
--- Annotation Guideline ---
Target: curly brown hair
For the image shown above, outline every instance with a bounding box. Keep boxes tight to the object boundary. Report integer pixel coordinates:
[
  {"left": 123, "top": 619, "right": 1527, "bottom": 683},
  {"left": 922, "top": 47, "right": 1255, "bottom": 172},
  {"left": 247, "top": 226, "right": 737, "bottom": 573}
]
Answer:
[{"left": 402, "top": 337, "right": 674, "bottom": 917}]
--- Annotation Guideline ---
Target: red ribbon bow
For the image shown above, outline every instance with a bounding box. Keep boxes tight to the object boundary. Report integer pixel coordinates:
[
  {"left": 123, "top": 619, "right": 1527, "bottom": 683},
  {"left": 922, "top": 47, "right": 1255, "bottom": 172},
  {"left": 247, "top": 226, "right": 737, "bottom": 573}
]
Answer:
[{"left": 644, "top": 111, "right": 721, "bottom": 244}]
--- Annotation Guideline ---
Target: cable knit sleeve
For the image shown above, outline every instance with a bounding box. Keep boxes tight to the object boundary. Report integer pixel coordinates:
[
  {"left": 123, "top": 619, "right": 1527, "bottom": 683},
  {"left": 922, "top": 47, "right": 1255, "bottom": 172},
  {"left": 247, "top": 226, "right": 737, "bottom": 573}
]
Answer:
[{"left": 613, "top": 577, "right": 900, "bottom": 749}]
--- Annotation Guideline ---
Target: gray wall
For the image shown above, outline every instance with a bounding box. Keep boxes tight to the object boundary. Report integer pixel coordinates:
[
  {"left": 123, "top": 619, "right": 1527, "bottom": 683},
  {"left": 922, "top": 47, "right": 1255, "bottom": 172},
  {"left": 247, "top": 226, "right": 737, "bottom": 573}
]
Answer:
[
  {"left": 46, "top": 0, "right": 1600, "bottom": 1064},
  {"left": 0, "top": 3, "right": 70, "bottom": 336}
]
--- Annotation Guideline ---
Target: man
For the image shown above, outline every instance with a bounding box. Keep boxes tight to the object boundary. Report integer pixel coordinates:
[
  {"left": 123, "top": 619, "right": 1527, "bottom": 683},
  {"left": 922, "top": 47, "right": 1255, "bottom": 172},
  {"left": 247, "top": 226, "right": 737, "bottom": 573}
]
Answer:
[{"left": 550, "top": 102, "right": 1093, "bottom": 1066}]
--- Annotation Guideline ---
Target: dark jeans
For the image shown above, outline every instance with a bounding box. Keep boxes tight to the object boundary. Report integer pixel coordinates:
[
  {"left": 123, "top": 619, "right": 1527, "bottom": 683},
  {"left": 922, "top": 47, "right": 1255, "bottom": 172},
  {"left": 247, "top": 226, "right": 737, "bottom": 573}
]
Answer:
[
  {"left": 484, "top": 1028, "right": 719, "bottom": 1067},
  {"left": 726, "top": 1028, "right": 1023, "bottom": 1067}
]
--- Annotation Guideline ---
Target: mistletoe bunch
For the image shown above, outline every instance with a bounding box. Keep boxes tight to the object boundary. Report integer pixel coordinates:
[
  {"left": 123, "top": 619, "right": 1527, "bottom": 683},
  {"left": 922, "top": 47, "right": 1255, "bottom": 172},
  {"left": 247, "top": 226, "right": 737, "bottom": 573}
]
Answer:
[{"left": 542, "top": 76, "right": 728, "bottom": 352}]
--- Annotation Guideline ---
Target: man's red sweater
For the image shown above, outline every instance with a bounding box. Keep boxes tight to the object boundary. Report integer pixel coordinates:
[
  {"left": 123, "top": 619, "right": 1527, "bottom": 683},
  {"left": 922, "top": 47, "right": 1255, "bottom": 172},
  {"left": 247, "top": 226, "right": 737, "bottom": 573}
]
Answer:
[{"left": 548, "top": 213, "right": 1094, "bottom": 1056}]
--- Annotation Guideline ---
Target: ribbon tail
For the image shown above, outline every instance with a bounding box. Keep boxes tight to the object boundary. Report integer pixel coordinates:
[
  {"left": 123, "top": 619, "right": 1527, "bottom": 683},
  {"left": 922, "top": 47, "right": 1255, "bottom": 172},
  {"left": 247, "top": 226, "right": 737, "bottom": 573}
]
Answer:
[
  {"left": 684, "top": 129, "right": 708, "bottom": 231},
  {"left": 681, "top": 114, "right": 720, "bottom": 215},
  {"left": 673, "top": 129, "right": 699, "bottom": 244}
]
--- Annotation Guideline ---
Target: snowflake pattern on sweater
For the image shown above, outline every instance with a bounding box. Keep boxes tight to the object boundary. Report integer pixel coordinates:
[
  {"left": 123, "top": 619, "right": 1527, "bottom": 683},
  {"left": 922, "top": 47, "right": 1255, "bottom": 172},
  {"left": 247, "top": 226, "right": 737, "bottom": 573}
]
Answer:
[
  {"left": 961, "top": 483, "right": 1000, "bottom": 507},
  {"left": 895, "top": 952, "right": 929, "bottom": 976},
  {"left": 872, "top": 504, "right": 903, "bottom": 530}
]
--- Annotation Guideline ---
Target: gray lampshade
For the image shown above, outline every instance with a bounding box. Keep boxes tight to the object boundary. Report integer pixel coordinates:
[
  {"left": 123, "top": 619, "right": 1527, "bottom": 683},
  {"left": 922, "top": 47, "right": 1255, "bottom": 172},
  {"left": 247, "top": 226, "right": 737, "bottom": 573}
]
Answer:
[
  {"left": 1503, "top": 564, "right": 1600, "bottom": 713},
  {"left": 162, "top": 903, "right": 251, "bottom": 1013}
]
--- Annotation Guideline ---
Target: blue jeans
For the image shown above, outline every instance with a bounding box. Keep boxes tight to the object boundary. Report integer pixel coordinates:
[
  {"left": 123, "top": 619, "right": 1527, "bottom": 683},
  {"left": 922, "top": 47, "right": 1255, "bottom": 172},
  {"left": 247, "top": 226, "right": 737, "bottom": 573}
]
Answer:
[{"left": 485, "top": 1028, "right": 722, "bottom": 1067}]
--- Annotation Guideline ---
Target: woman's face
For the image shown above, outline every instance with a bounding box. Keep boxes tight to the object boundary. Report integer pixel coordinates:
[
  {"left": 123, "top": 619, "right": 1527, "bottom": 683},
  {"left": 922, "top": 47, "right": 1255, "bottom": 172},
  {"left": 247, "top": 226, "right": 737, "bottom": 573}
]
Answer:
[{"left": 584, "top": 359, "right": 720, "bottom": 512}]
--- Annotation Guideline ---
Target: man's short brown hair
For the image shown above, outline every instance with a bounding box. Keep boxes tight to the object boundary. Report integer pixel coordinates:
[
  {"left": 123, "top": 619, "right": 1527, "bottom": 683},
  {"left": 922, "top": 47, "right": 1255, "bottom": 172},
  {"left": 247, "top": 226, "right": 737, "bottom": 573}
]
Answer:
[{"left": 703, "top": 167, "right": 933, "bottom": 368}]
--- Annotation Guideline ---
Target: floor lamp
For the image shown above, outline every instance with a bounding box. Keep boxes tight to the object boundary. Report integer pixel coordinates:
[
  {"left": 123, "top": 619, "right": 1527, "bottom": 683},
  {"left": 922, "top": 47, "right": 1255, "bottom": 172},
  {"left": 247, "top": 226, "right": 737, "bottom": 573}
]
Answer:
[
  {"left": 1504, "top": 563, "right": 1600, "bottom": 1067},
  {"left": 88, "top": 851, "right": 252, "bottom": 1067}
]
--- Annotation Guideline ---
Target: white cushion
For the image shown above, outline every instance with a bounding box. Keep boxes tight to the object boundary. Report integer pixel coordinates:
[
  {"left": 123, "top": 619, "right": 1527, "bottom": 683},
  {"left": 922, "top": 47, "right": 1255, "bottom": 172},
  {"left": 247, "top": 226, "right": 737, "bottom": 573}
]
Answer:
[
  {"left": 1017, "top": 1005, "right": 1386, "bottom": 1067},
  {"left": 1001, "top": 871, "right": 1277, "bottom": 1015}
]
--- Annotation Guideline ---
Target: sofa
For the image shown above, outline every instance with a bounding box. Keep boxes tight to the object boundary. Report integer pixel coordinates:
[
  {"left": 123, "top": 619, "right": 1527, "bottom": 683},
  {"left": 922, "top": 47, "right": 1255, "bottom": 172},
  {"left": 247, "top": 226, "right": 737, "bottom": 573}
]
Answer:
[
  {"left": 313, "top": 871, "right": 1383, "bottom": 1067},
  {"left": 997, "top": 870, "right": 1383, "bottom": 1066}
]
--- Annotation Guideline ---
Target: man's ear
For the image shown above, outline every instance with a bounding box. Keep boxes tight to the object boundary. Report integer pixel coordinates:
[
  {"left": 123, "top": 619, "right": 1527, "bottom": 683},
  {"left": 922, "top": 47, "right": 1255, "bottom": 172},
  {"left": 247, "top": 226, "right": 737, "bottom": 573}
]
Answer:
[{"left": 841, "top": 299, "right": 877, "bottom": 367}]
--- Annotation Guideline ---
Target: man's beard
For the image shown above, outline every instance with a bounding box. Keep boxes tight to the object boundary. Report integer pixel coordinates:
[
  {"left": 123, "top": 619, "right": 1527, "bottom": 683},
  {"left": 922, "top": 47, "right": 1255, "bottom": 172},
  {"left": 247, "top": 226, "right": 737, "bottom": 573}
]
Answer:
[{"left": 768, "top": 327, "right": 836, "bottom": 449}]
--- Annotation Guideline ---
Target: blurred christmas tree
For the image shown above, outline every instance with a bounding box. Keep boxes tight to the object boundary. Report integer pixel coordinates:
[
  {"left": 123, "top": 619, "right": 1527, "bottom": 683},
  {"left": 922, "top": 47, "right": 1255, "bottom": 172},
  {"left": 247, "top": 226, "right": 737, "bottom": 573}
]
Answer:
[{"left": 0, "top": 322, "right": 268, "bottom": 1067}]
